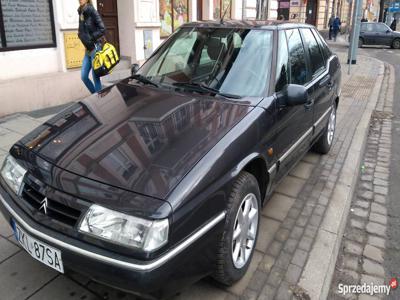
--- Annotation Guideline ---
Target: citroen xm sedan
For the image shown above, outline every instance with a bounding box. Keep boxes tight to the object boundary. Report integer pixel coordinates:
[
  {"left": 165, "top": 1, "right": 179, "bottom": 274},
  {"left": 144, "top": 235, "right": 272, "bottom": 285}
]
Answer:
[{"left": 0, "top": 21, "right": 341, "bottom": 299}]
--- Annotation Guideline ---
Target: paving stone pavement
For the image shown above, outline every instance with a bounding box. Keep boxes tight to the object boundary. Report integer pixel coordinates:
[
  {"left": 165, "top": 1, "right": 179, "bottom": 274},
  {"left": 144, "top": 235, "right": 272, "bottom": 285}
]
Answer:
[
  {"left": 329, "top": 62, "right": 396, "bottom": 300},
  {"left": 0, "top": 52, "right": 384, "bottom": 300}
]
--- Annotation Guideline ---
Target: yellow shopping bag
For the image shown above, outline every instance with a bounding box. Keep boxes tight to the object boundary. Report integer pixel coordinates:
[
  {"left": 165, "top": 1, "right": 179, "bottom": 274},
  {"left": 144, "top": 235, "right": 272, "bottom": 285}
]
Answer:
[{"left": 92, "top": 42, "right": 120, "bottom": 77}]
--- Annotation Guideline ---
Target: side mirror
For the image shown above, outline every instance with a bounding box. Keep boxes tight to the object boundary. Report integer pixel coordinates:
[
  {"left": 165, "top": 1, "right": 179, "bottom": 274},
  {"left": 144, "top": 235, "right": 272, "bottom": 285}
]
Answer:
[
  {"left": 277, "top": 84, "right": 308, "bottom": 106},
  {"left": 131, "top": 63, "right": 140, "bottom": 76}
]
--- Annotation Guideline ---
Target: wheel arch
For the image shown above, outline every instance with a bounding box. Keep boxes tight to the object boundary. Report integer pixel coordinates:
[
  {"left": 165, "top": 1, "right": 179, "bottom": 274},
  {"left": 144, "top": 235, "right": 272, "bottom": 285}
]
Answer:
[{"left": 238, "top": 156, "right": 269, "bottom": 204}]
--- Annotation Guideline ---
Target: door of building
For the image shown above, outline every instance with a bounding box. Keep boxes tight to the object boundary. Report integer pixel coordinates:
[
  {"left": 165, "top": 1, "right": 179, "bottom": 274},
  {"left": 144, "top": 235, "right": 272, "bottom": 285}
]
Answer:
[
  {"left": 305, "top": 0, "right": 317, "bottom": 25},
  {"left": 97, "top": 0, "right": 120, "bottom": 53}
]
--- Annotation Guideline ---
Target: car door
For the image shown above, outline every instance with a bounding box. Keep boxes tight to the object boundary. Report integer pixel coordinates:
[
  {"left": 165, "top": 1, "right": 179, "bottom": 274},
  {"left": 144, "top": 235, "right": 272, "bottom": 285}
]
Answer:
[
  {"left": 274, "top": 29, "right": 314, "bottom": 182},
  {"left": 361, "top": 23, "right": 376, "bottom": 45},
  {"left": 374, "top": 23, "right": 393, "bottom": 46},
  {"left": 300, "top": 28, "right": 333, "bottom": 137}
]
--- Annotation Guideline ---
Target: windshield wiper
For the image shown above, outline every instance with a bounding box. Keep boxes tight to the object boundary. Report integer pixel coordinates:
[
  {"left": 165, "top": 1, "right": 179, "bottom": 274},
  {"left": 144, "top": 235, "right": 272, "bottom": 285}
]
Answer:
[
  {"left": 172, "top": 81, "right": 242, "bottom": 99},
  {"left": 130, "top": 74, "right": 159, "bottom": 87}
]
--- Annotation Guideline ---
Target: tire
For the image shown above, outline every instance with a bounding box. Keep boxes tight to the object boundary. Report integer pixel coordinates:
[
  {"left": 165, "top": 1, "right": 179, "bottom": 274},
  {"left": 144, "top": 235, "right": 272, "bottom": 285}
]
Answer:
[
  {"left": 213, "top": 171, "right": 261, "bottom": 286},
  {"left": 313, "top": 103, "right": 336, "bottom": 154},
  {"left": 392, "top": 39, "right": 400, "bottom": 49},
  {"left": 358, "top": 38, "right": 363, "bottom": 48}
]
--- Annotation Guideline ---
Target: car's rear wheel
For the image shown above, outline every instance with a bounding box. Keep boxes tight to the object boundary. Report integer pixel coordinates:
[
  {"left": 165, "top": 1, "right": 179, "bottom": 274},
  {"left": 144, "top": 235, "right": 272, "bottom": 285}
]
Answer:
[
  {"left": 392, "top": 39, "right": 400, "bottom": 49},
  {"left": 213, "top": 171, "right": 260, "bottom": 285},
  {"left": 358, "top": 38, "right": 363, "bottom": 48},
  {"left": 313, "top": 103, "right": 336, "bottom": 154}
]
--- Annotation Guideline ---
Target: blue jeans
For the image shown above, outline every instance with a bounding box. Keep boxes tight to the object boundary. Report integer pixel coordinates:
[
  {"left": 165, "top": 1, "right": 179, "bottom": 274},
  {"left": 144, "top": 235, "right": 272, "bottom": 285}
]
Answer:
[{"left": 81, "top": 44, "right": 102, "bottom": 94}]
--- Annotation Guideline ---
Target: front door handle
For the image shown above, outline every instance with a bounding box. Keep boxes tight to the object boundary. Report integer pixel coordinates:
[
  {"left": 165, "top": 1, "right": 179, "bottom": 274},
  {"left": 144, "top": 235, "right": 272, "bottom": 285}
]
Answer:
[{"left": 304, "top": 99, "right": 314, "bottom": 109}]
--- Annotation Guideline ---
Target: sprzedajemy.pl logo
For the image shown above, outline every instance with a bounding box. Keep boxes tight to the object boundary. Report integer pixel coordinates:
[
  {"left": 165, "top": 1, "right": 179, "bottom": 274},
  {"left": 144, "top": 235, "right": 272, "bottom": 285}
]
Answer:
[{"left": 338, "top": 278, "right": 398, "bottom": 296}]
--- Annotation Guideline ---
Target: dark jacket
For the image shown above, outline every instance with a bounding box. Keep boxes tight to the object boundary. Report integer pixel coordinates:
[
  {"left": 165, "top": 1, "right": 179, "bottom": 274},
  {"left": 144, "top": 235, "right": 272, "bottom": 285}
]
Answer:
[
  {"left": 78, "top": 4, "right": 106, "bottom": 51},
  {"left": 391, "top": 20, "right": 397, "bottom": 31},
  {"left": 332, "top": 17, "right": 341, "bottom": 30}
]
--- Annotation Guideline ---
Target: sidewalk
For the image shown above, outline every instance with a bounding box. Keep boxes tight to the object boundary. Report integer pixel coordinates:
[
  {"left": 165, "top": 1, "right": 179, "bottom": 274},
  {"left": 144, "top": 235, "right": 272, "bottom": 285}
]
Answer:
[
  {"left": 0, "top": 52, "right": 386, "bottom": 299},
  {"left": 329, "top": 60, "right": 397, "bottom": 298},
  {"left": 0, "top": 60, "right": 131, "bottom": 118}
]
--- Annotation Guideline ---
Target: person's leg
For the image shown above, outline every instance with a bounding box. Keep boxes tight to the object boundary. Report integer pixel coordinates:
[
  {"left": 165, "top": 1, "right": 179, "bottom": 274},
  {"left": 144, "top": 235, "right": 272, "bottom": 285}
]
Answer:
[
  {"left": 329, "top": 27, "right": 332, "bottom": 40},
  {"left": 81, "top": 52, "right": 96, "bottom": 93},
  {"left": 90, "top": 45, "right": 102, "bottom": 93}
]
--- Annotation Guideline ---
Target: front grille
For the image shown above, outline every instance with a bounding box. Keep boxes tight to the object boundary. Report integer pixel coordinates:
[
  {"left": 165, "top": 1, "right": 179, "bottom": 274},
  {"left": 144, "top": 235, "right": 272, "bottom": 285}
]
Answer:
[{"left": 21, "top": 183, "right": 81, "bottom": 227}]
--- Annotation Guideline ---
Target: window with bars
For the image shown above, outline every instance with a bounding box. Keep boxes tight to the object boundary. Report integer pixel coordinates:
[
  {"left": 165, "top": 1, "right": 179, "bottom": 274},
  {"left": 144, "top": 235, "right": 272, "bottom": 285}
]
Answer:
[{"left": 0, "top": 0, "right": 56, "bottom": 51}]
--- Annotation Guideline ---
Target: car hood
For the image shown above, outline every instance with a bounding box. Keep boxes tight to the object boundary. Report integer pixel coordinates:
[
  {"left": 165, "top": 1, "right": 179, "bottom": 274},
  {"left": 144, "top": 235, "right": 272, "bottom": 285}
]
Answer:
[{"left": 18, "top": 79, "right": 253, "bottom": 199}]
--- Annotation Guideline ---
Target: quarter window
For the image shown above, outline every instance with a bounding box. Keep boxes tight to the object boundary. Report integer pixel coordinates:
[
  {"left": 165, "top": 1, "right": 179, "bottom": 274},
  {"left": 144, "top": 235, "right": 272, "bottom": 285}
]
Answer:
[
  {"left": 301, "top": 28, "right": 325, "bottom": 76},
  {"left": 286, "top": 29, "right": 308, "bottom": 85}
]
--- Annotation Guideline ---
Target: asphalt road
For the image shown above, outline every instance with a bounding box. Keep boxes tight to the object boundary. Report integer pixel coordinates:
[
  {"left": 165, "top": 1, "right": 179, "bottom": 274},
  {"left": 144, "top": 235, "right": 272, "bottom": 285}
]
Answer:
[{"left": 332, "top": 43, "right": 400, "bottom": 298}]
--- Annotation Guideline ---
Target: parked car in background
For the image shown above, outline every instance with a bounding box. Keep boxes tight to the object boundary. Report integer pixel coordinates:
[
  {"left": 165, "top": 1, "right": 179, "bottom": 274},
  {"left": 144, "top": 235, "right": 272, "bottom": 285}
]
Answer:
[
  {"left": 0, "top": 21, "right": 341, "bottom": 299},
  {"left": 359, "top": 22, "right": 400, "bottom": 48}
]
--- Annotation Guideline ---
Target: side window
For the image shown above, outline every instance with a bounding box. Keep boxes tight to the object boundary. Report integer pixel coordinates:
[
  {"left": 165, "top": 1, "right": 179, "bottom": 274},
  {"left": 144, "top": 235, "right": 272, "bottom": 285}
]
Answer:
[
  {"left": 374, "top": 24, "right": 389, "bottom": 32},
  {"left": 301, "top": 28, "right": 325, "bottom": 76},
  {"left": 286, "top": 29, "right": 308, "bottom": 85},
  {"left": 365, "top": 23, "right": 374, "bottom": 32},
  {"left": 312, "top": 28, "right": 332, "bottom": 60},
  {"left": 275, "top": 30, "right": 289, "bottom": 92}
]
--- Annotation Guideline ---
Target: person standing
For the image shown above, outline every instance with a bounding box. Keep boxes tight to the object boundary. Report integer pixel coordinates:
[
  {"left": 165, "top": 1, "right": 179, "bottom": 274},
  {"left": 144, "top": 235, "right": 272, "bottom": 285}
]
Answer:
[
  {"left": 390, "top": 19, "right": 397, "bottom": 31},
  {"left": 328, "top": 14, "right": 335, "bottom": 40},
  {"left": 78, "top": 0, "right": 106, "bottom": 94},
  {"left": 332, "top": 16, "right": 341, "bottom": 42}
]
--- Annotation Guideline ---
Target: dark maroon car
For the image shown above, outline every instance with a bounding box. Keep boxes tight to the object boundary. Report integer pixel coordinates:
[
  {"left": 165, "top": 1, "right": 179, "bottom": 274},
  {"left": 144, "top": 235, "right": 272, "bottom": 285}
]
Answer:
[{"left": 0, "top": 21, "right": 341, "bottom": 299}]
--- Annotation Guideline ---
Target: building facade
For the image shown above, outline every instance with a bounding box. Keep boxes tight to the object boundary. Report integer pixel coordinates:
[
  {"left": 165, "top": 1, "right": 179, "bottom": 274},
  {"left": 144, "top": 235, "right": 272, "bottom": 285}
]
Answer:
[{"left": 0, "top": 0, "right": 362, "bottom": 116}]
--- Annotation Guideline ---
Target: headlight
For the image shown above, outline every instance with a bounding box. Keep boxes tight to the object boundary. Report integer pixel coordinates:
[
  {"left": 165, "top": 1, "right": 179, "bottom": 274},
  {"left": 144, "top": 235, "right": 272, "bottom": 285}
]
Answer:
[
  {"left": 1, "top": 155, "right": 27, "bottom": 195},
  {"left": 79, "top": 205, "right": 169, "bottom": 252}
]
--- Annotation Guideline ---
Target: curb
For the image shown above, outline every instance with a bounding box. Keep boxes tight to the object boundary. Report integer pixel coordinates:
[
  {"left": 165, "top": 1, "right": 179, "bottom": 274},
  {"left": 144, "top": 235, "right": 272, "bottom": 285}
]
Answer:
[{"left": 298, "top": 56, "right": 386, "bottom": 300}]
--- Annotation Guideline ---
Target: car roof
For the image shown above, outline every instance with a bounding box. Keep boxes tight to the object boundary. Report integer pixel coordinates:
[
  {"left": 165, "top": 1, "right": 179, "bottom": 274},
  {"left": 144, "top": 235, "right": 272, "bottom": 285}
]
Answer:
[{"left": 181, "top": 20, "right": 316, "bottom": 30}]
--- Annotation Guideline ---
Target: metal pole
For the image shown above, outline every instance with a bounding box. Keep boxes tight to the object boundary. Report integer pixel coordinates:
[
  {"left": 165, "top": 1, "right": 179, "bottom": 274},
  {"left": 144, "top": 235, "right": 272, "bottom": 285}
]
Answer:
[{"left": 347, "top": 0, "right": 363, "bottom": 74}]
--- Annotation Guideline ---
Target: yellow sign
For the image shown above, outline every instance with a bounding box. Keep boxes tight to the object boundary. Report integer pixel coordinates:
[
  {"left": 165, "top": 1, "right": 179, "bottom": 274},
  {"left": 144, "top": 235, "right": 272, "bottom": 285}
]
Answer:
[{"left": 64, "top": 32, "right": 85, "bottom": 69}]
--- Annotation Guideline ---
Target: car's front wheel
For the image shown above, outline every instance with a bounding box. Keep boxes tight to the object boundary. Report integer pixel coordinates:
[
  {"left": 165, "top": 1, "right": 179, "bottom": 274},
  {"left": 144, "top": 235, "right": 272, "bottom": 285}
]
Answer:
[
  {"left": 313, "top": 103, "right": 336, "bottom": 154},
  {"left": 213, "top": 171, "right": 260, "bottom": 285}
]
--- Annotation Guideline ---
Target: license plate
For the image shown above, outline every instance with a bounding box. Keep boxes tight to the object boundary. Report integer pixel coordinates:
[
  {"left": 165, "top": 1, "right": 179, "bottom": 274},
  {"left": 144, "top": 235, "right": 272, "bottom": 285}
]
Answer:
[{"left": 13, "top": 222, "right": 64, "bottom": 273}]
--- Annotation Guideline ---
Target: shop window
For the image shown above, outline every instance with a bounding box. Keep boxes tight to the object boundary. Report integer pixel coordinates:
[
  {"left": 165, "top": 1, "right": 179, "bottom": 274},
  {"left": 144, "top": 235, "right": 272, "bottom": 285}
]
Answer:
[
  {"left": 0, "top": 0, "right": 56, "bottom": 51},
  {"left": 213, "top": 0, "right": 231, "bottom": 19},
  {"left": 160, "top": 0, "right": 189, "bottom": 38}
]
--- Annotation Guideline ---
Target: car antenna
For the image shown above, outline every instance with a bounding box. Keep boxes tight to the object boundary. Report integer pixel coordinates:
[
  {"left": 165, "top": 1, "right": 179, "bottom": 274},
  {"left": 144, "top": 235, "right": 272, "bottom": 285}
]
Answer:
[{"left": 220, "top": 3, "right": 231, "bottom": 24}]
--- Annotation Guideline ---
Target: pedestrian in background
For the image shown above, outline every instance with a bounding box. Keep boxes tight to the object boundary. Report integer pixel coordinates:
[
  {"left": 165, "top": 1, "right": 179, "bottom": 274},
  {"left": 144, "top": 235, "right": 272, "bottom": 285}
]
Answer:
[
  {"left": 78, "top": 0, "right": 106, "bottom": 94},
  {"left": 332, "top": 16, "right": 341, "bottom": 42},
  {"left": 390, "top": 19, "right": 397, "bottom": 31},
  {"left": 328, "top": 14, "right": 335, "bottom": 40}
]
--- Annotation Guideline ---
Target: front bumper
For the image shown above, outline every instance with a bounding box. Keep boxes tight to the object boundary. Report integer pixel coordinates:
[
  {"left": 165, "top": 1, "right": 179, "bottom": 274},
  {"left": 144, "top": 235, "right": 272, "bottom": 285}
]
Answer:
[{"left": 0, "top": 185, "right": 225, "bottom": 299}]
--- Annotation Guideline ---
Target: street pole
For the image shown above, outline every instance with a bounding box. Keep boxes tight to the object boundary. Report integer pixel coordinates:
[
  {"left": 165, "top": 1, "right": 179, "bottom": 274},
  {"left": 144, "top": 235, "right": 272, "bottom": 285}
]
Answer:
[{"left": 347, "top": 0, "right": 363, "bottom": 74}]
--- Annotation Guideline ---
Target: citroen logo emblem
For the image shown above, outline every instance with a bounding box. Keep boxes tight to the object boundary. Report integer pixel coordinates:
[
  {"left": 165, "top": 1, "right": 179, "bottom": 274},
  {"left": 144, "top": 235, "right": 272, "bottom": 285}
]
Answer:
[{"left": 39, "top": 197, "right": 48, "bottom": 214}]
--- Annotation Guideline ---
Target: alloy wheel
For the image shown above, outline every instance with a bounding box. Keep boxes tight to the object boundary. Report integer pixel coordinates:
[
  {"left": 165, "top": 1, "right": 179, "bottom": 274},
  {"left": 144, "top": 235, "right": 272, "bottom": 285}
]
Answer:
[
  {"left": 231, "top": 193, "right": 259, "bottom": 269},
  {"left": 327, "top": 106, "right": 336, "bottom": 145}
]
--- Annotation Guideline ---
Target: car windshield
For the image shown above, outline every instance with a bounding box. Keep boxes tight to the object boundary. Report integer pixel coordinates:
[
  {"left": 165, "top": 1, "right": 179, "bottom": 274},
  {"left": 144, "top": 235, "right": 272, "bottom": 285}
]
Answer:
[{"left": 137, "top": 27, "right": 273, "bottom": 98}]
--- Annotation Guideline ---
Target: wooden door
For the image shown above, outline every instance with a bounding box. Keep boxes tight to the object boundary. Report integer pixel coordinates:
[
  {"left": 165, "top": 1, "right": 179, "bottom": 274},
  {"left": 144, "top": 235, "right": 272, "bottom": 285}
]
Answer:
[
  {"left": 305, "top": 0, "right": 317, "bottom": 25},
  {"left": 97, "top": 0, "right": 120, "bottom": 53}
]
